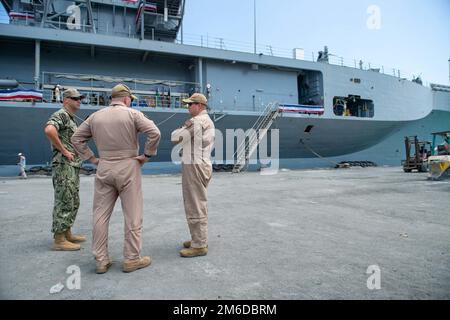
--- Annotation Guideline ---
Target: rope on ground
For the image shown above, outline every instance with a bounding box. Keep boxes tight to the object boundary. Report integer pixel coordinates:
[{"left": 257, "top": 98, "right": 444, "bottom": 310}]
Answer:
[{"left": 299, "top": 139, "right": 339, "bottom": 166}]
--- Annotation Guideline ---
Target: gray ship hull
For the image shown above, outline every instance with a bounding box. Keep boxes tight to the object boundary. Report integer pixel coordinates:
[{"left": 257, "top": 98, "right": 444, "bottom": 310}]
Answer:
[
  {"left": 279, "top": 109, "right": 450, "bottom": 169},
  {"left": 1, "top": 102, "right": 446, "bottom": 167},
  {"left": 0, "top": 1, "right": 449, "bottom": 174}
]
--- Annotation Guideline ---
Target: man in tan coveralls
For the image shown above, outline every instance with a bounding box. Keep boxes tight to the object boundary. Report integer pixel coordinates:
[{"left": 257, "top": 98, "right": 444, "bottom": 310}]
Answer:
[
  {"left": 171, "top": 93, "right": 215, "bottom": 258},
  {"left": 71, "top": 84, "right": 161, "bottom": 274}
]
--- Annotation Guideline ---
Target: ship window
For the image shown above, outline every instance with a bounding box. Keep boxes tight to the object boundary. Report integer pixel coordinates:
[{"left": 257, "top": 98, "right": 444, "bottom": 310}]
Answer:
[{"left": 333, "top": 96, "right": 374, "bottom": 118}]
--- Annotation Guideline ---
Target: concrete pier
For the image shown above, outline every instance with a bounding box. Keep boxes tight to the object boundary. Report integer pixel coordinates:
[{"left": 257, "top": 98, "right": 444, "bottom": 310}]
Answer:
[{"left": 0, "top": 167, "right": 449, "bottom": 299}]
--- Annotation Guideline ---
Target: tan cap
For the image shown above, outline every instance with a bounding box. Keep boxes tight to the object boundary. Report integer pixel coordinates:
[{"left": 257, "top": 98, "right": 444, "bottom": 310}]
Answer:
[
  {"left": 182, "top": 93, "right": 208, "bottom": 106},
  {"left": 111, "top": 84, "right": 138, "bottom": 101},
  {"left": 63, "top": 88, "right": 83, "bottom": 99}
]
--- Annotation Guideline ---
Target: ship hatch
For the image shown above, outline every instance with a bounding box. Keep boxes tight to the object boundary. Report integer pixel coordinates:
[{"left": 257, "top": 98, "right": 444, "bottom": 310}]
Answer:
[
  {"left": 333, "top": 95, "right": 374, "bottom": 118},
  {"left": 297, "top": 70, "right": 323, "bottom": 106}
]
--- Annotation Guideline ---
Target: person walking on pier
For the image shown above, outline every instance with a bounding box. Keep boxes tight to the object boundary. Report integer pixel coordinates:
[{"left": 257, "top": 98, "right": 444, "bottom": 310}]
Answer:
[
  {"left": 44, "top": 88, "right": 86, "bottom": 251},
  {"left": 171, "top": 93, "right": 215, "bottom": 258},
  {"left": 71, "top": 84, "right": 161, "bottom": 274},
  {"left": 17, "top": 153, "right": 27, "bottom": 179}
]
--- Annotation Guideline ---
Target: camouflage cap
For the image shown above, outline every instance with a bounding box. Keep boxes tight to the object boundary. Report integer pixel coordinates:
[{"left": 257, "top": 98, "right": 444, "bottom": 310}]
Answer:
[
  {"left": 111, "top": 84, "right": 138, "bottom": 101},
  {"left": 63, "top": 88, "right": 83, "bottom": 99},
  {"left": 182, "top": 93, "right": 208, "bottom": 106}
]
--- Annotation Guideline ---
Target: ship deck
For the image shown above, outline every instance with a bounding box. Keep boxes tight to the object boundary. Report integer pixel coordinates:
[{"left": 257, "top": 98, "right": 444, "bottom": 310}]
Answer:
[{"left": 0, "top": 167, "right": 449, "bottom": 299}]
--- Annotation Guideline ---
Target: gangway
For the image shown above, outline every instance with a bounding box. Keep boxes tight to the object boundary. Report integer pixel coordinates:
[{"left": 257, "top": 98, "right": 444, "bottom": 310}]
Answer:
[{"left": 232, "top": 102, "right": 280, "bottom": 173}]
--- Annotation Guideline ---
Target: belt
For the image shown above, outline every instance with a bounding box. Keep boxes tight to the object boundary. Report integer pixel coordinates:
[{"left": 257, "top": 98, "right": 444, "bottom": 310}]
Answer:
[{"left": 99, "top": 149, "right": 138, "bottom": 160}]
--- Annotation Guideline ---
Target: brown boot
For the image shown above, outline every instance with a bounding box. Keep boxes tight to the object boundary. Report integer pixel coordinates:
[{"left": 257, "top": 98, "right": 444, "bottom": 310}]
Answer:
[
  {"left": 180, "top": 247, "right": 208, "bottom": 258},
  {"left": 183, "top": 240, "right": 208, "bottom": 249},
  {"left": 122, "top": 256, "right": 152, "bottom": 273},
  {"left": 65, "top": 228, "right": 86, "bottom": 243},
  {"left": 53, "top": 233, "right": 80, "bottom": 251},
  {"left": 96, "top": 259, "right": 113, "bottom": 274}
]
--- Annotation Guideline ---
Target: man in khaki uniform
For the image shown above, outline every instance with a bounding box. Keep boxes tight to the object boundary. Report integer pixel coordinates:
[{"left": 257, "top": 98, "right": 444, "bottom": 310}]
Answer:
[
  {"left": 71, "top": 84, "right": 161, "bottom": 274},
  {"left": 171, "top": 93, "right": 215, "bottom": 258}
]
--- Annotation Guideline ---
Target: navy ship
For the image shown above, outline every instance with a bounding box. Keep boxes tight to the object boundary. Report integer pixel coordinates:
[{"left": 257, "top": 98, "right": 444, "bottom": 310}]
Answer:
[{"left": 0, "top": 0, "right": 449, "bottom": 172}]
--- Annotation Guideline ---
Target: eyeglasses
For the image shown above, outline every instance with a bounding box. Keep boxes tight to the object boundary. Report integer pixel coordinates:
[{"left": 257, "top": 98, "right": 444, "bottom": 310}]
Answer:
[
  {"left": 188, "top": 102, "right": 198, "bottom": 106},
  {"left": 69, "top": 97, "right": 82, "bottom": 101}
]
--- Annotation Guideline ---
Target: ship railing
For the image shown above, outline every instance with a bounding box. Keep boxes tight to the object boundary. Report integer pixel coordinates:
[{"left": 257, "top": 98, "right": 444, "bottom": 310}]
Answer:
[
  {"left": 9, "top": 14, "right": 96, "bottom": 33},
  {"left": 140, "top": 0, "right": 183, "bottom": 17},
  {"left": 39, "top": 86, "right": 190, "bottom": 109},
  {"left": 40, "top": 71, "right": 198, "bottom": 108},
  {"left": 176, "top": 32, "right": 429, "bottom": 87}
]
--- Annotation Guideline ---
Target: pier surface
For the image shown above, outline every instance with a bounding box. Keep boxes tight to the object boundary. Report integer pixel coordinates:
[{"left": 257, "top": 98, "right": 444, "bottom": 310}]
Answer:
[{"left": 1, "top": 167, "right": 449, "bottom": 299}]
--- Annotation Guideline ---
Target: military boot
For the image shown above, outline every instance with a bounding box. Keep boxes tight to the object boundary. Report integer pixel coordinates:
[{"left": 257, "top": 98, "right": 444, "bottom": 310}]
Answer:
[
  {"left": 65, "top": 228, "right": 86, "bottom": 243},
  {"left": 122, "top": 256, "right": 152, "bottom": 273},
  {"left": 183, "top": 240, "right": 208, "bottom": 249},
  {"left": 53, "top": 233, "right": 80, "bottom": 251},
  {"left": 96, "top": 259, "right": 113, "bottom": 274},
  {"left": 179, "top": 247, "right": 208, "bottom": 258}
]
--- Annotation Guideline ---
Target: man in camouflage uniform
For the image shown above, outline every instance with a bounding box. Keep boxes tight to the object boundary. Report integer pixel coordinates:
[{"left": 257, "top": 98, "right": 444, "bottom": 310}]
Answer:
[{"left": 44, "top": 88, "right": 86, "bottom": 251}]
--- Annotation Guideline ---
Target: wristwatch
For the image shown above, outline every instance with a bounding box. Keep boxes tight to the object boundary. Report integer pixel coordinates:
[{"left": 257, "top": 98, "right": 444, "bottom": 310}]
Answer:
[{"left": 144, "top": 154, "right": 152, "bottom": 159}]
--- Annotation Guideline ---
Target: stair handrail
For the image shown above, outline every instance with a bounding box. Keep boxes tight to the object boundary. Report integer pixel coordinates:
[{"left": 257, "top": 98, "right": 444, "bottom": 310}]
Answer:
[
  {"left": 233, "top": 102, "right": 277, "bottom": 160},
  {"left": 233, "top": 102, "right": 280, "bottom": 171}
]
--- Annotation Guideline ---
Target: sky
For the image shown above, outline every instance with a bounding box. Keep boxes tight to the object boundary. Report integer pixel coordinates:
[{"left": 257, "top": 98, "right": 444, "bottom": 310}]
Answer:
[
  {"left": 1, "top": 0, "right": 449, "bottom": 84},
  {"left": 181, "top": 0, "right": 450, "bottom": 85}
]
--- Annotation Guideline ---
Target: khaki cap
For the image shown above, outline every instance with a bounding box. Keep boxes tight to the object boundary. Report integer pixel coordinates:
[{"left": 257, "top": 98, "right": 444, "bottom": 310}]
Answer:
[
  {"left": 111, "top": 84, "right": 138, "bottom": 101},
  {"left": 182, "top": 93, "right": 208, "bottom": 106},
  {"left": 63, "top": 88, "right": 83, "bottom": 99}
]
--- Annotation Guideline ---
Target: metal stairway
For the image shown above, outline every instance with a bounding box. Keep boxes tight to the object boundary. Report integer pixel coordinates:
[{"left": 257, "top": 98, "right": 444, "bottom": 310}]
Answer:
[{"left": 232, "top": 102, "right": 280, "bottom": 173}]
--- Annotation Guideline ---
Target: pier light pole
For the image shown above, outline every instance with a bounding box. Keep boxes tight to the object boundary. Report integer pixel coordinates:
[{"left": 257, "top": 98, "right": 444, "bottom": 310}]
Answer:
[{"left": 253, "top": 0, "right": 256, "bottom": 54}]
